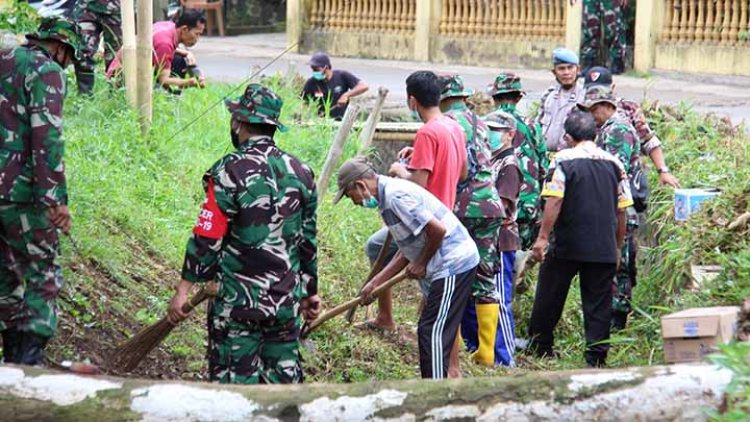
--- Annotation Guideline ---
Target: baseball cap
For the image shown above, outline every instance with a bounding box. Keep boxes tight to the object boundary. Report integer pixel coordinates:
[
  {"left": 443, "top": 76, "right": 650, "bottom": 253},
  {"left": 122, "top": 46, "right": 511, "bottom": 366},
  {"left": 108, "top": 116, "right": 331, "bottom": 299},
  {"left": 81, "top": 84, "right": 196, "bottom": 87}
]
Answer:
[
  {"left": 333, "top": 157, "right": 375, "bottom": 204},
  {"left": 309, "top": 52, "right": 331, "bottom": 68},
  {"left": 584, "top": 66, "right": 613, "bottom": 88}
]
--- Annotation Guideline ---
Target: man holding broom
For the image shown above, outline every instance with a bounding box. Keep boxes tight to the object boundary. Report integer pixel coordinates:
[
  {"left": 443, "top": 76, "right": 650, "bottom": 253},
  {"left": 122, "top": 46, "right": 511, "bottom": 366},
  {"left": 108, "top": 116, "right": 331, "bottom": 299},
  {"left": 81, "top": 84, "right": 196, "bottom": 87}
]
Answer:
[
  {"left": 334, "top": 158, "right": 479, "bottom": 379},
  {"left": 167, "top": 84, "right": 321, "bottom": 384}
]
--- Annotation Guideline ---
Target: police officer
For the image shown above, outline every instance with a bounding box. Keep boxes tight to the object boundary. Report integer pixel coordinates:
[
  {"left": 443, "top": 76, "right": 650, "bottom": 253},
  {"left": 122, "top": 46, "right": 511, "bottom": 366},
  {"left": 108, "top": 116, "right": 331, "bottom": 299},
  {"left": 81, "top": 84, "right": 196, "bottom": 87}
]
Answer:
[
  {"left": 536, "top": 48, "right": 585, "bottom": 157},
  {"left": 71, "top": 0, "right": 122, "bottom": 95},
  {"left": 0, "top": 17, "right": 81, "bottom": 365},
  {"left": 167, "top": 84, "right": 321, "bottom": 384}
]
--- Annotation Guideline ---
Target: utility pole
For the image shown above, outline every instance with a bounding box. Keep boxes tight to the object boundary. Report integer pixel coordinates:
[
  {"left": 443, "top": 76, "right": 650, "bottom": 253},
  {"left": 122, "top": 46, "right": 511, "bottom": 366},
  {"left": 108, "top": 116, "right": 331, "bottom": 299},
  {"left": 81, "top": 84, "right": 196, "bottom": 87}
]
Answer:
[
  {"left": 120, "top": 0, "right": 136, "bottom": 108},
  {"left": 136, "top": 0, "right": 153, "bottom": 134}
]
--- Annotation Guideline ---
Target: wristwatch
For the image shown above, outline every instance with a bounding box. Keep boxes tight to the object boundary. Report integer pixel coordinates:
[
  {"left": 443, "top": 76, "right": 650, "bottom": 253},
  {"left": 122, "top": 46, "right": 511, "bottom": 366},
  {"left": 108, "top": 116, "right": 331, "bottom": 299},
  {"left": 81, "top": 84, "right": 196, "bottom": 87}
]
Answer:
[{"left": 658, "top": 166, "right": 670, "bottom": 174}]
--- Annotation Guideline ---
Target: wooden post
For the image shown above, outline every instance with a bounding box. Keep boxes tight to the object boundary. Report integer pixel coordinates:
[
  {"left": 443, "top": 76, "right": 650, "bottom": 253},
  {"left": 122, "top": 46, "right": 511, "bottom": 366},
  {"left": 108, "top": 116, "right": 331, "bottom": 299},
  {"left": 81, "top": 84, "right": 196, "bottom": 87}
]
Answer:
[
  {"left": 120, "top": 0, "right": 137, "bottom": 108},
  {"left": 136, "top": 0, "right": 153, "bottom": 134},
  {"left": 414, "top": 0, "right": 441, "bottom": 61},
  {"left": 635, "top": 0, "right": 666, "bottom": 72},
  {"left": 316, "top": 103, "right": 361, "bottom": 199},
  {"left": 357, "top": 87, "right": 389, "bottom": 155},
  {"left": 564, "top": 0, "right": 582, "bottom": 54},
  {"left": 287, "top": 0, "right": 304, "bottom": 52}
]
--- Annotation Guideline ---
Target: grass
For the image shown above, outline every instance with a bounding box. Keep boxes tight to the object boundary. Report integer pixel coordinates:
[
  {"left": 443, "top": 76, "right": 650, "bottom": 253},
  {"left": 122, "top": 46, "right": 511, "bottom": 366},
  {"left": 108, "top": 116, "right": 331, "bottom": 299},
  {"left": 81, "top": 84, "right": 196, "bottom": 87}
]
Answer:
[{"left": 50, "top": 74, "right": 749, "bottom": 391}]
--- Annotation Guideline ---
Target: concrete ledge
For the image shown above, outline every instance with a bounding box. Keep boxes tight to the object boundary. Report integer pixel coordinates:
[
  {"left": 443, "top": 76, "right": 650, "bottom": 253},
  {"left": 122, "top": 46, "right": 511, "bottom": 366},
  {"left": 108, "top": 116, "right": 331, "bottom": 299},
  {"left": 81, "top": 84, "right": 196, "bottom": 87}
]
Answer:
[
  {"left": 0, "top": 364, "right": 732, "bottom": 421},
  {"left": 655, "top": 43, "right": 750, "bottom": 76},
  {"left": 300, "top": 30, "right": 415, "bottom": 61}
]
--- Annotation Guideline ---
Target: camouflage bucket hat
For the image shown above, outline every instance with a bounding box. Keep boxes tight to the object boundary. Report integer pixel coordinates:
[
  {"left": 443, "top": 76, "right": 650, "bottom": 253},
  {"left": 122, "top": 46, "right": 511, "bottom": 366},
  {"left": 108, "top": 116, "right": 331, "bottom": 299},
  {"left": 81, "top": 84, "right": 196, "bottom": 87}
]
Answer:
[
  {"left": 26, "top": 17, "right": 82, "bottom": 60},
  {"left": 488, "top": 73, "right": 524, "bottom": 97},
  {"left": 225, "top": 83, "right": 288, "bottom": 132},
  {"left": 577, "top": 85, "right": 617, "bottom": 110},
  {"left": 438, "top": 74, "right": 474, "bottom": 100}
]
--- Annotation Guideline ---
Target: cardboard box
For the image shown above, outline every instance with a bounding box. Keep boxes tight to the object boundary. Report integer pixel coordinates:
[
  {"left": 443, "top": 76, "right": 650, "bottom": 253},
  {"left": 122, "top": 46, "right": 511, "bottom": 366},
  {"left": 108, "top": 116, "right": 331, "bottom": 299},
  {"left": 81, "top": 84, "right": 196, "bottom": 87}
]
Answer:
[
  {"left": 661, "top": 306, "right": 740, "bottom": 363},
  {"left": 674, "top": 188, "right": 720, "bottom": 221}
]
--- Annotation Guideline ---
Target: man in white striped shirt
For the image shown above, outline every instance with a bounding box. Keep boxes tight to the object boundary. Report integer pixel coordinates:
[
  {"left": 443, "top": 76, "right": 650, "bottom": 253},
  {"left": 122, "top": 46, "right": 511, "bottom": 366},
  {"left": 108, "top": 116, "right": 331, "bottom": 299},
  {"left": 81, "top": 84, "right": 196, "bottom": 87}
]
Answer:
[{"left": 335, "top": 158, "right": 479, "bottom": 379}]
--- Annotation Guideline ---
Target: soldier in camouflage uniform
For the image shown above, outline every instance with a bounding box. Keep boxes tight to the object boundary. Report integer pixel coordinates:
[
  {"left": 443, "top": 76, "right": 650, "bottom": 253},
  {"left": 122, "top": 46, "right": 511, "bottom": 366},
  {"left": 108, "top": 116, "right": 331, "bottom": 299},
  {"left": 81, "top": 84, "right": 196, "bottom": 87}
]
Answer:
[
  {"left": 488, "top": 73, "right": 549, "bottom": 252},
  {"left": 437, "top": 74, "right": 507, "bottom": 367},
  {"left": 71, "top": 0, "right": 122, "bottom": 95},
  {"left": 578, "top": 85, "right": 639, "bottom": 330},
  {"left": 0, "top": 18, "right": 81, "bottom": 365},
  {"left": 577, "top": 0, "right": 628, "bottom": 74},
  {"left": 167, "top": 84, "right": 321, "bottom": 384}
]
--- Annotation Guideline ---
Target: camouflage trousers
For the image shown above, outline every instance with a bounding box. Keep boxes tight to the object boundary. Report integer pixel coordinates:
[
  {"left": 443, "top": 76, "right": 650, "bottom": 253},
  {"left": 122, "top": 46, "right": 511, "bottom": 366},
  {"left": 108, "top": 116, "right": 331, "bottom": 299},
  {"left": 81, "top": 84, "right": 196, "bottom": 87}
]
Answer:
[
  {"left": 74, "top": 11, "right": 122, "bottom": 84},
  {"left": 580, "top": 0, "right": 627, "bottom": 70},
  {"left": 518, "top": 220, "right": 540, "bottom": 251},
  {"left": 462, "top": 218, "right": 502, "bottom": 304},
  {"left": 0, "top": 203, "right": 63, "bottom": 340},
  {"left": 612, "top": 226, "right": 636, "bottom": 315},
  {"left": 208, "top": 312, "right": 303, "bottom": 385}
]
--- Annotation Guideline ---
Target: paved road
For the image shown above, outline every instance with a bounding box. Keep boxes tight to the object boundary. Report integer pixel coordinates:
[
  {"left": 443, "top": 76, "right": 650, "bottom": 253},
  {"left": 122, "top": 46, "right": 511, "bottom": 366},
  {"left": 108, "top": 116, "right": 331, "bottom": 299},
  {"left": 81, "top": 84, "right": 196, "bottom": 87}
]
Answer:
[{"left": 193, "top": 33, "right": 750, "bottom": 124}]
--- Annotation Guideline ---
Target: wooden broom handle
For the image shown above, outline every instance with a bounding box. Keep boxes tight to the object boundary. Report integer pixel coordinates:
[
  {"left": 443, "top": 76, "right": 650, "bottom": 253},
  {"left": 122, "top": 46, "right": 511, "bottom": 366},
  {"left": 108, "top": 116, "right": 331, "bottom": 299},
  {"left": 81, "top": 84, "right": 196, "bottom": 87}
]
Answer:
[
  {"left": 181, "top": 288, "right": 211, "bottom": 314},
  {"left": 303, "top": 272, "right": 408, "bottom": 337},
  {"left": 344, "top": 232, "right": 394, "bottom": 323}
]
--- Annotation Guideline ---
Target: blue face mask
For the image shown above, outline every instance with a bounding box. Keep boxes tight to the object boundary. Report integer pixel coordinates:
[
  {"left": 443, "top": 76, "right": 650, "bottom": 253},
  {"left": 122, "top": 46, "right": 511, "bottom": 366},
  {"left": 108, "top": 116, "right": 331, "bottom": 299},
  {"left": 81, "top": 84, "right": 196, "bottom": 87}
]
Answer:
[
  {"left": 410, "top": 109, "right": 421, "bottom": 121},
  {"left": 312, "top": 70, "right": 325, "bottom": 81}
]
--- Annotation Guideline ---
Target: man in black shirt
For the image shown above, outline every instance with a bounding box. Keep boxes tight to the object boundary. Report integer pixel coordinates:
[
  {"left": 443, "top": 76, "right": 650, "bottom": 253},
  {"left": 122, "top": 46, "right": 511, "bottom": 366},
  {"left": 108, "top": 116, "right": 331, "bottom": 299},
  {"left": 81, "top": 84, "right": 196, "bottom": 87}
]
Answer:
[
  {"left": 301, "top": 52, "right": 369, "bottom": 119},
  {"left": 526, "top": 110, "right": 633, "bottom": 368}
]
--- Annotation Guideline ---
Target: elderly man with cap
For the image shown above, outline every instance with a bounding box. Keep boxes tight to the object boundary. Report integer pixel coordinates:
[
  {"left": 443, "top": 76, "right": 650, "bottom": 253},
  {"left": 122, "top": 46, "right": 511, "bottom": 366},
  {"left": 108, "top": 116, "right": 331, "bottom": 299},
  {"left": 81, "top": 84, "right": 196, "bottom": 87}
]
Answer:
[
  {"left": 168, "top": 84, "right": 321, "bottom": 384},
  {"left": 334, "top": 157, "right": 479, "bottom": 379},
  {"left": 301, "top": 51, "right": 369, "bottom": 119},
  {"left": 0, "top": 17, "right": 81, "bottom": 365},
  {"left": 584, "top": 67, "right": 680, "bottom": 188},
  {"left": 527, "top": 109, "right": 632, "bottom": 368},
  {"left": 435, "top": 74, "right": 506, "bottom": 368},
  {"left": 480, "top": 110, "right": 525, "bottom": 367},
  {"left": 536, "top": 48, "right": 585, "bottom": 156},
  {"left": 577, "top": 85, "right": 639, "bottom": 331},
  {"left": 489, "top": 73, "right": 549, "bottom": 257}
]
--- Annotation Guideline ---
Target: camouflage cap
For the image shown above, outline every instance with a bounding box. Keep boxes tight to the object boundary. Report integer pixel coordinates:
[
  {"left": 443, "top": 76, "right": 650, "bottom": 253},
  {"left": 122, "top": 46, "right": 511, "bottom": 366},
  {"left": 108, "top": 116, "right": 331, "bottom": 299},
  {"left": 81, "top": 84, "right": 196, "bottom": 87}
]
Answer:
[
  {"left": 438, "top": 74, "right": 474, "bottom": 100},
  {"left": 225, "top": 83, "right": 288, "bottom": 132},
  {"left": 484, "top": 110, "right": 517, "bottom": 131},
  {"left": 488, "top": 72, "right": 524, "bottom": 97},
  {"left": 577, "top": 85, "right": 617, "bottom": 110},
  {"left": 26, "top": 17, "right": 82, "bottom": 60},
  {"left": 333, "top": 157, "right": 376, "bottom": 204}
]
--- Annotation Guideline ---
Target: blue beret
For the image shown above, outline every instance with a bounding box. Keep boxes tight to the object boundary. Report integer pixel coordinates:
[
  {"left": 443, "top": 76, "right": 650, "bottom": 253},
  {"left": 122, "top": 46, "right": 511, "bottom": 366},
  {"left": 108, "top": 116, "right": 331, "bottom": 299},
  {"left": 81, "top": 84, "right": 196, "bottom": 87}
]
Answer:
[{"left": 552, "top": 48, "right": 579, "bottom": 65}]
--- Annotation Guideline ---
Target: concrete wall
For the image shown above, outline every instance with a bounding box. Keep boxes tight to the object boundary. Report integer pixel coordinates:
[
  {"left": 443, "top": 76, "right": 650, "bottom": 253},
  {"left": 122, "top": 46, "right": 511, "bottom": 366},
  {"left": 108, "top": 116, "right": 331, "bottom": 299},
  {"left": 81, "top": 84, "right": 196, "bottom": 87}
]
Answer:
[
  {"left": 430, "top": 36, "right": 560, "bottom": 69},
  {"left": 654, "top": 44, "right": 750, "bottom": 76},
  {"left": 300, "top": 31, "right": 415, "bottom": 62}
]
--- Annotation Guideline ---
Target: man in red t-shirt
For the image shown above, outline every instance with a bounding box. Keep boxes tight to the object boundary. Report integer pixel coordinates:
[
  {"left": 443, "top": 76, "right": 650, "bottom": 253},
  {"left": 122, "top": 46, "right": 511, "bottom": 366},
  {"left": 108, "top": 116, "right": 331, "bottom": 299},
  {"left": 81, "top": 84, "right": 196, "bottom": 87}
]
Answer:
[
  {"left": 107, "top": 9, "right": 206, "bottom": 91},
  {"left": 361, "top": 71, "right": 467, "bottom": 375}
]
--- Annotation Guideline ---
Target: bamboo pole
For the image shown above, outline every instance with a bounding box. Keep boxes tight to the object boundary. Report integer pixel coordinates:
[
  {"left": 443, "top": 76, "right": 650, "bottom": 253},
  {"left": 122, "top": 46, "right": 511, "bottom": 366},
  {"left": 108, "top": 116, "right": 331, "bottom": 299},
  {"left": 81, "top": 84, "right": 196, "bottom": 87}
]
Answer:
[
  {"left": 120, "top": 0, "right": 137, "bottom": 107},
  {"left": 315, "top": 103, "right": 361, "bottom": 198},
  {"left": 356, "top": 87, "right": 389, "bottom": 155},
  {"left": 136, "top": 0, "right": 153, "bottom": 134}
]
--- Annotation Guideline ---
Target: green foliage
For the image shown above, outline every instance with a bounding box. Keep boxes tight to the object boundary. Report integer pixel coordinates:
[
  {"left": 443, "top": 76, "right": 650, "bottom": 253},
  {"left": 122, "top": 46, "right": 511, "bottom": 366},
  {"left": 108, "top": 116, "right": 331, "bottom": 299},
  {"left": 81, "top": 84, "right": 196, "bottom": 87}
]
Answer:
[
  {"left": 0, "top": 1, "right": 41, "bottom": 34},
  {"left": 707, "top": 342, "right": 750, "bottom": 420}
]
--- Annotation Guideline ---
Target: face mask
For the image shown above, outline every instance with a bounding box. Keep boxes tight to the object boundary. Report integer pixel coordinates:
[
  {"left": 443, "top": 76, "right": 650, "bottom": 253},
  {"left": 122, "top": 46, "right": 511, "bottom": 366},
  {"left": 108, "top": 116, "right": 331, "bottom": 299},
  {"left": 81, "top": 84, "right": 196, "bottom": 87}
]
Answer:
[
  {"left": 409, "top": 108, "right": 421, "bottom": 122},
  {"left": 231, "top": 129, "right": 241, "bottom": 148},
  {"left": 500, "top": 103, "right": 516, "bottom": 113},
  {"left": 357, "top": 186, "right": 379, "bottom": 208},
  {"left": 312, "top": 71, "right": 325, "bottom": 81}
]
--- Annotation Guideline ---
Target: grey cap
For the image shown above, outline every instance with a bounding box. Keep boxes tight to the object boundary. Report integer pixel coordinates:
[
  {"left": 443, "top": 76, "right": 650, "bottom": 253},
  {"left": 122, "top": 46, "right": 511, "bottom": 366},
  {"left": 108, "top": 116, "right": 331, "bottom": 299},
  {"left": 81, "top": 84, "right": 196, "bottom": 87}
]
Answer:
[
  {"left": 484, "top": 110, "right": 517, "bottom": 131},
  {"left": 309, "top": 51, "right": 331, "bottom": 68},
  {"left": 333, "top": 157, "right": 375, "bottom": 204}
]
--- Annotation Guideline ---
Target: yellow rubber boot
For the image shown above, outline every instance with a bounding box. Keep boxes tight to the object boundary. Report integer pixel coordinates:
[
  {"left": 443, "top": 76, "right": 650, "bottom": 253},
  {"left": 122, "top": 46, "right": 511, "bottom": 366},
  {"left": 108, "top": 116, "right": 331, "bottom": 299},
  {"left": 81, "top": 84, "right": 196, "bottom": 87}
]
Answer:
[{"left": 470, "top": 303, "right": 499, "bottom": 366}]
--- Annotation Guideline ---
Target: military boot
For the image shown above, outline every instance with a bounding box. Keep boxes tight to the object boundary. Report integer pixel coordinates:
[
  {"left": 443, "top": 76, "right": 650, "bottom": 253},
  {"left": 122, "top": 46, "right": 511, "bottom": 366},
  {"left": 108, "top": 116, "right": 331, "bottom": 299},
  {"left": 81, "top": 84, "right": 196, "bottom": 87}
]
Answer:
[
  {"left": 15, "top": 332, "right": 48, "bottom": 366},
  {"left": 1, "top": 328, "right": 21, "bottom": 363}
]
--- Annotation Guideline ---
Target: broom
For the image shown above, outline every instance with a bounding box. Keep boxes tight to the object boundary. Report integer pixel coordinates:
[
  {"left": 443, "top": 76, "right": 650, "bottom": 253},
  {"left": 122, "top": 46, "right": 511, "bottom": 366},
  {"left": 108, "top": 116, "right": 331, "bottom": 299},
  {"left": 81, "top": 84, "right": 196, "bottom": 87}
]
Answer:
[
  {"left": 110, "top": 288, "right": 211, "bottom": 372},
  {"left": 302, "top": 272, "right": 408, "bottom": 338}
]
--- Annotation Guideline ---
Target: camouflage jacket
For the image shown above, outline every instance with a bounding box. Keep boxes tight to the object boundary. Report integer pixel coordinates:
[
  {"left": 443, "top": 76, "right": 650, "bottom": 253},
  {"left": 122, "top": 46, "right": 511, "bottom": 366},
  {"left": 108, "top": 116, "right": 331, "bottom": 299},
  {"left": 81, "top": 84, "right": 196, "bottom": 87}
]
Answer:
[
  {"left": 500, "top": 104, "right": 549, "bottom": 224},
  {"left": 181, "top": 136, "right": 318, "bottom": 323},
  {"left": 73, "top": 0, "right": 122, "bottom": 19},
  {"left": 0, "top": 45, "right": 67, "bottom": 207},
  {"left": 444, "top": 102, "right": 505, "bottom": 220},
  {"left": 616, "top": 98, "right": 663, "bottom": 156},
  {"left": 596, "top": 112, "right": 640, "bottom": 177}
]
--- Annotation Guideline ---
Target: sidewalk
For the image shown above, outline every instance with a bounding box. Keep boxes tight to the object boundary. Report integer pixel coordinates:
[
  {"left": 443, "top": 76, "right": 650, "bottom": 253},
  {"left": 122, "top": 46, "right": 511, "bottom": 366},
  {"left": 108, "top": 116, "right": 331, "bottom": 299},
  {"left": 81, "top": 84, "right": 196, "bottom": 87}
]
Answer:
[{"left": 193, "top": 33, "right": 750, "bottom": 124}]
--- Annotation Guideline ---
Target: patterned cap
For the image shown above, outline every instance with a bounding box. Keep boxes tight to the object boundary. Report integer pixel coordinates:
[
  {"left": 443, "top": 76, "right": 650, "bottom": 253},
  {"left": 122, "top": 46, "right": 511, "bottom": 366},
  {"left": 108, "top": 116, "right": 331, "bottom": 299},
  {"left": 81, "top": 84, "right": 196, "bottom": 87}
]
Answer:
[
  {"left": 577, "top": 85, "right": 617, "bottom": 110},
  {"left": 225, "top": 83, "right": 288, "bottom": 132},
  {"left": 552, "top": 47, "right": 579, "bottom": 65},
  {"left": 485, "top": 110, "right": 517, "bottom": 131},
  {"left": 334, "top": 157, "right": 375, "bottom": 204},
  {"left": 26, "top": 17, "right": 82, "bottom": 60},
  {"left": 438, "top": 74, "right": 474, "bottom": 100},
  {"left": 583, "top": 66, "right": 613, "bottom": 88},
  {"left": 488, "top": 72, "right": 524, "bottom": 97}
]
